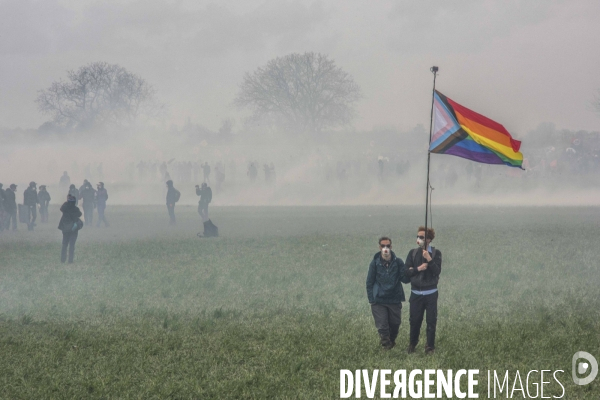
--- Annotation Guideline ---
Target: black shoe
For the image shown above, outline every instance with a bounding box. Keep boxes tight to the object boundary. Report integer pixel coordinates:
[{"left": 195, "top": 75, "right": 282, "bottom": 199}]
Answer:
[
  {"left": 407, "top": 344, "right": 416, "bottom": 354},
  {"left": 425, "top": 346, "right": 435, "bottom": 355}
]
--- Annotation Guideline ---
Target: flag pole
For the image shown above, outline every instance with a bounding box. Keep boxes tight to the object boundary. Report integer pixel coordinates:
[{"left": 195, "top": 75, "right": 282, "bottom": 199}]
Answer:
[{"left": 424, "top": 66, "right": 438, "bottom": 249}]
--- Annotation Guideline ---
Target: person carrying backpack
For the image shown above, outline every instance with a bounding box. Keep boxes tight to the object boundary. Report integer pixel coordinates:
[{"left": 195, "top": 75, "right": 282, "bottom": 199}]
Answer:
[{"left": 58, "top": 194, "right": 82, "bottom": 263}]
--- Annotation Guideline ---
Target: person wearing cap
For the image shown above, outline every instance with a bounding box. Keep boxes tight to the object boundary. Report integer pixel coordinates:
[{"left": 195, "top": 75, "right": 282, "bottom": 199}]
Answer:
[
  {"left": 165, "top": 180, "right": 180, "bottom": 226},
  {"left": 58, "top": 194, "right": 82, "bottom": 263},
  {"left": 37, "top": 185, "right": 51, "bottom": 223},
  {"left": 23, "top": 181, "right": 38, "bottom": 231},
  {"left": 4, "top": 184, "right": 17, "bottom": 231},
  {"left": 95, "top": 182, "right": 109, "bottom": 227}
]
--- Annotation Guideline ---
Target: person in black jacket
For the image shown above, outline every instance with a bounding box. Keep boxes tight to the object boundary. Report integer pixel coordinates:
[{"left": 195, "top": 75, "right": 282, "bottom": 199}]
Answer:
[
  {"left": 165, "top": 180, "right": 180, "bottom": 225},
  {"left": 196, "top": 182, "right": 212, "bottom": 219},
  {"left": 23, "top": 181, "right": 38, "bottom": 231},
  {"left": 366, "top": 236, "right": 410, "bottom": 350},
  {"left": 68, "top": 184, "right": 79, "bottom": 205},
  {"left": 58, "top": 194, "right": 82, "bottom": 263},
  {"left": 405, "top": 226, "right": 442, "bottom": 355}
]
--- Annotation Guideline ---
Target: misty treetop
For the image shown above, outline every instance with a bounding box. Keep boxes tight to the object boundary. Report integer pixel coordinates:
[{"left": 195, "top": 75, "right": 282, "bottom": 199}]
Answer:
[
  {"left": 235, "top": 52, "right": 362, "bottom": 134},
  {"left": 36, "top": 61, "right": 164, "bottom": 131}
]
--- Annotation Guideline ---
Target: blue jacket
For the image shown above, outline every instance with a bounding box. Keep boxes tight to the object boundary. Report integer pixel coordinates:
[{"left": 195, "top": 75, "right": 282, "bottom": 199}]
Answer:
[{"left": 366, "top": 251, "right": 410, "bottom": 304}]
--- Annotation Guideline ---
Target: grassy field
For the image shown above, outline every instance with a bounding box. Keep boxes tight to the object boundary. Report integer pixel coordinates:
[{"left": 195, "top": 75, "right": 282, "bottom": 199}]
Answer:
[{"left": 0, "top": 205, "right": 599, "bottom": 399}]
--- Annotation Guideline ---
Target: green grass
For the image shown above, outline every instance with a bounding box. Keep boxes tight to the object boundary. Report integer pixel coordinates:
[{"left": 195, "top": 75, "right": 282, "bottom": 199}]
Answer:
[{"left": 0, "top": 205, "right": 599, "bottom": 398}]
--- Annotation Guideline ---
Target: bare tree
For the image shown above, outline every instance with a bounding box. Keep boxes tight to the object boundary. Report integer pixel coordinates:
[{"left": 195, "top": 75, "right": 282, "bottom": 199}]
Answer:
[
  {"left": 235, "top": 52, "right": 362, "bottom": 133},
  {"left": 36, "top": 62, "right": 163, "bottom": 130}
]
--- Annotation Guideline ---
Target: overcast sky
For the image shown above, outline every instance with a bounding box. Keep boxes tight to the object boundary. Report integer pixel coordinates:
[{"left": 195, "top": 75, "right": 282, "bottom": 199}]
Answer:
[{"left": 1, "top": 0, "right": 599, "bottom": 135}]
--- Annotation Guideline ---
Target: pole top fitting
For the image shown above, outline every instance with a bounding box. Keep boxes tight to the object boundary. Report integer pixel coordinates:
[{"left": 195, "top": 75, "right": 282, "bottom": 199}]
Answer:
[{"left": 430, "top": 66, "right": 439, "bottom": 73}]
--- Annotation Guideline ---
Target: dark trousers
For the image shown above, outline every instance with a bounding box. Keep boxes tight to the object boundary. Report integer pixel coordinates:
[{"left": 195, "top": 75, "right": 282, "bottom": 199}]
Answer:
[
  {"left": 61, "top": 231, "right": 78, "bottom": 263},
  {"left": 167, "top": 204, "right": 176, "bottom": 225},
  {"left": 6, "top": 210, "right": 17, "bottom": 230},
  {"left": 27, "top": 205, "right": 37, "bottom": 230},
  {"left": 96, "top": 203, "right": 109, "bottom": 227},
  {"left": 409, "top": 291, "right": 438, "bottom": 349},
  {"left": 82, "top": 203, "right": 94, "bottom": 225},
  {"left": 371, "top": 303, "right": 402, "bottom": 344}
]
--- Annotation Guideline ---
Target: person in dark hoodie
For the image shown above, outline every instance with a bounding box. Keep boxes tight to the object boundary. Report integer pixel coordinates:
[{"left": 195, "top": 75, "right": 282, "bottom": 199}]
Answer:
[
  {"left": 58, "top": 194, "right": 82, "bottom": 263},
  {"left": 366, "top": 236, "right": 410, "bottom": 350},
  {"left": 23, "top": 181, "right": 38, "bottom": 231},
  {"left": 405, "top": 226, "right": 442, "bottom": 355}
]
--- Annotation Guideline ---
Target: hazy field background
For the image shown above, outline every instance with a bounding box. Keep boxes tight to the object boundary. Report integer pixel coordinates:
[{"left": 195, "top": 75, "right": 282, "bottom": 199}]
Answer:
[{"left": 1, "top": 205, "right": 599, "bottom": 399}]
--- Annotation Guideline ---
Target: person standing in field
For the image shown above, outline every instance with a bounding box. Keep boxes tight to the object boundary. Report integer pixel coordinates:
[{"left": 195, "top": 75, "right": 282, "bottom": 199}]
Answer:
[
  {"left": 202, "top": 162, "right": 211, "bottom": 185},
  {"left": 405, "top": 227, "right": 442, "bottom": 355},
  {"left": 366, "top": 236, "right": 410, "bottom": 350},
  {"left": 59, "top": 171, "right": 70, "bottom": 193},
  {"left": 23, "top": 181, "right": 38, "bottom": 231},
  {"left": 95, "top": 182, "right": 109, "bottom": 227},
  {"left": 79, "top": 181, "right": 96, "bottom": 226},
  {"left": 165, "top": 180, "right": 180, "bottom": 226},
  {"left": 196, "top": 182, "right": 212, "bottom": 220},
  {"left": 58, "top": 194, "right": 82, "bottom": 263},
  {"left": 37, "top": 185, "right": 51, "bottom": 223},
  {"left": 4, "top": 184, "right": 17, "bottom": 231}
]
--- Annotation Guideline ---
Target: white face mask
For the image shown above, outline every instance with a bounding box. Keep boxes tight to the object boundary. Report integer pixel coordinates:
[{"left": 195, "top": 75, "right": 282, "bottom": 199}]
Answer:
[
  {"left": 416, "top": 237, "right": 425, "bottom": 247},
  {"left": 381, "top": 246, "right": 391, "bottom": 258}
]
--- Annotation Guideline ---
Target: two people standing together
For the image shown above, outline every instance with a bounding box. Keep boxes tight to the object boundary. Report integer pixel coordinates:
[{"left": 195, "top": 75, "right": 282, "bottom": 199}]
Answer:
[{"left": 366, "top": 227, "right": 442, "bottom": 354}]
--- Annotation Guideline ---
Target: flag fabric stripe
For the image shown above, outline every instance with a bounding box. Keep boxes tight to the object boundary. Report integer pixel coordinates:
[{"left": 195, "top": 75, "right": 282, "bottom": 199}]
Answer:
[{"left": 430, "top": 91, "right": 523, "bottom": 168}]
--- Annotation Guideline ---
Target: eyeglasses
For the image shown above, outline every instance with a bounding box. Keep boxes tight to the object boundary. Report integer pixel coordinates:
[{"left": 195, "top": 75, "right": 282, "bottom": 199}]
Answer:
[
  {"left": 417, "top": 235, "right": 425, "bottom": 240},
  {"left": 379, "top": 244, "right": 391, "bottom": 249}
]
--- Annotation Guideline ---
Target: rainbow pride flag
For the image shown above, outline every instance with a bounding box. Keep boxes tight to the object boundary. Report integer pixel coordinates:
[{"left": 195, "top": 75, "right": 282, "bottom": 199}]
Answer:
[{"left": 430, "top": 91, "right": 523, "bottom": 168}]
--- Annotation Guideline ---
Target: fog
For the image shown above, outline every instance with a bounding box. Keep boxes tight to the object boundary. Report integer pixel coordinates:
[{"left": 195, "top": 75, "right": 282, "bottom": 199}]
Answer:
[{"left": 1, "top": 0, "right": 600, "bottom": 206}]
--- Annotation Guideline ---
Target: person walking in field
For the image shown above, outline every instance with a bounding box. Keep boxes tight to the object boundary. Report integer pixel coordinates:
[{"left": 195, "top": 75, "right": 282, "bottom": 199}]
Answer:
[
  {"left": 165, "top": 180, "right": 180, "bottom": 226},
  {"left": 23, "top": 181, "right": 38, "bottom": 231},
  {"left": 196, "top": 182, "right": 212, "bottom": 220},
  {"left": 58, "top": 194, "right": 82, "bottom": 263},
  {"left": 37, "top": 185, "right": 51, "bottom": 223},
  {"left": 366, "top": 236, "right": 410, "bottom": 350},
  {"left": 405, "top": 227, "right": 442, "bottom": 355},
  {"left": 95, "top": 182, "right": 109, "bottom": 227}
]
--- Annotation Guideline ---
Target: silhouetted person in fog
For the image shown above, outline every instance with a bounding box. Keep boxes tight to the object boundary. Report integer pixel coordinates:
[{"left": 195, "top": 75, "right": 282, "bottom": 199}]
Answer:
[
  {"left": 166, "top": 180, "right": 180, "bottom": 226},
  {"left": 247, "top": 163, "right": 258, "bottom": 182},
  {"left": 79, "top": 181, "right": 96, "bottom": 226},
  {"left": 58, "top": 194, "right": 82, "bottom": 263},
  {"left": 202, "top": 162, "right": 211, "bottom": 185},
  {"left": 96, "top": 182, "right": 109, "bottom": 227},
  {"left": 4, "top": 184, "right": 17, "bottom": 231},
  {"left": 37, "top": 185, "right": 51, "bottom": 223},
  {"left": 59, "top": 171, "right": 70, "bottom": 193},
  {"left": 68, "top": 184, "right": 79, "bottom": 205},
  {"left": 23, "top": 181, "right": 38, "bottom": 231},
  {"left": 196, "top": 182, "right": 212, "bottom": 220},
  {"left": 0, "top": 183, "right": 6, "bottom": 231}
]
